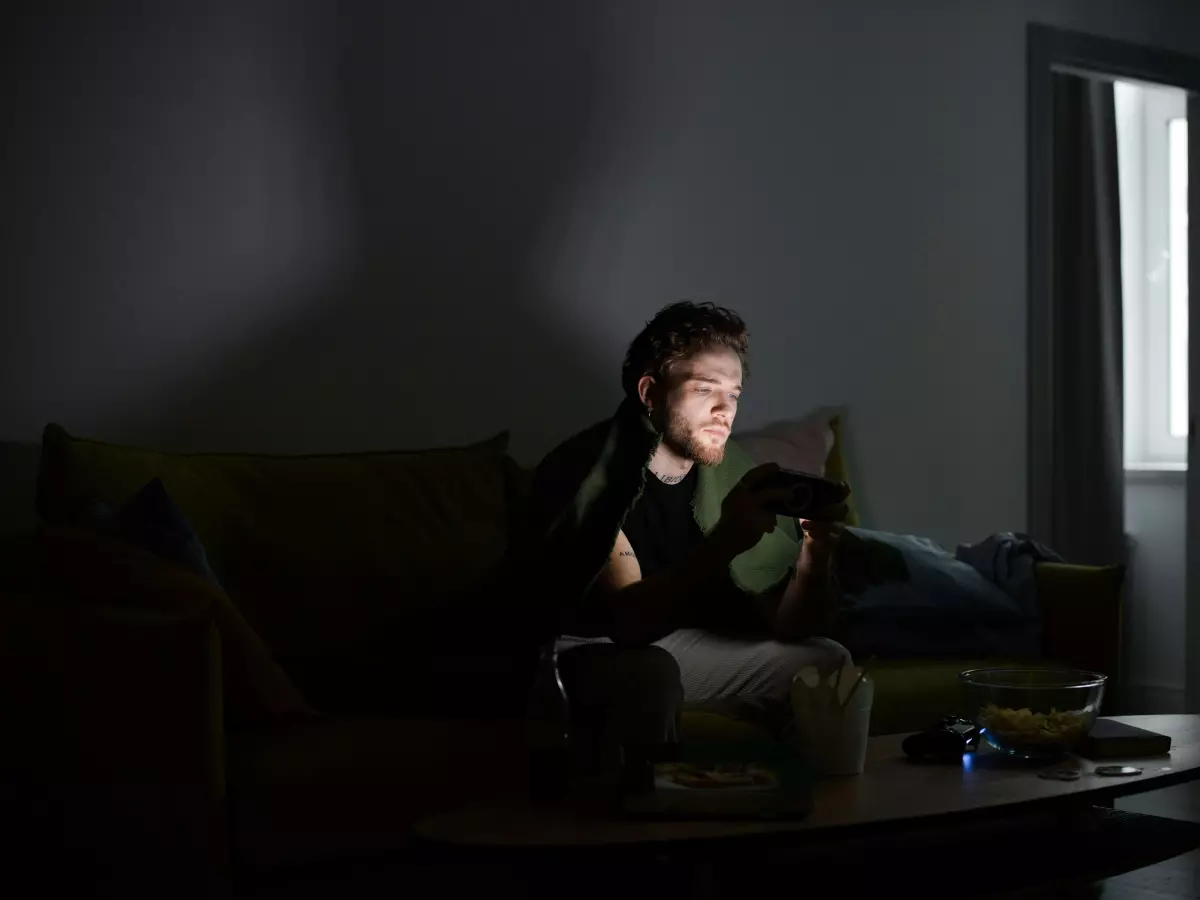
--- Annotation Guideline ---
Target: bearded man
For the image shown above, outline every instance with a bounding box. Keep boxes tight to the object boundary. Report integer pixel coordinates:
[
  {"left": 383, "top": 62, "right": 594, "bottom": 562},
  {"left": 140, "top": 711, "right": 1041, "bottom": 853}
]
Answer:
[{"left": 524, "top": 301, "right": 851, "bottom": 762}]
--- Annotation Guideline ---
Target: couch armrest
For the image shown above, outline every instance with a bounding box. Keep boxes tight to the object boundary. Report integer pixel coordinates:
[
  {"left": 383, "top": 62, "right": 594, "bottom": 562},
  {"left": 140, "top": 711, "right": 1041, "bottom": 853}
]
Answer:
[
  {"left": 0, "top": 578, "right": 227, "bottom": 892},
  {"left": 1036, "top": 561, "right": 1126, "bottom": 709}
]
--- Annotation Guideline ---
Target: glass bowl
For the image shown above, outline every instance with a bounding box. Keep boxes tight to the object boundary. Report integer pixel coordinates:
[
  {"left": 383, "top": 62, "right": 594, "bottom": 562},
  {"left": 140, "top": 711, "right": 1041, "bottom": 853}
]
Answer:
[{"left": 959, "top": 668, "right": 1107, "bottom": 759}]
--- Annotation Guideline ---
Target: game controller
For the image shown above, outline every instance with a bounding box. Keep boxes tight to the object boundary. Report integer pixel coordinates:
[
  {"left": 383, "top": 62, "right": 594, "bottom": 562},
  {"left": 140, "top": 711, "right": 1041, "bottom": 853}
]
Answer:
[
  {"left": 902, "top": 716, "right": 980, "bottom": 763},
  {"left": 757, "top": 468, "right": 851, "bottom": 519}
]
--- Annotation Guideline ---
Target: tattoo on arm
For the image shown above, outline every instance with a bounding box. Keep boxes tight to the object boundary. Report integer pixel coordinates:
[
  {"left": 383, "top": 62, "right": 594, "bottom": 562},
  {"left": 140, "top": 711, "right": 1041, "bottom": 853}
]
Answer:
[{"left": 618, "top": 550, "right": 636, "bottom": 557}]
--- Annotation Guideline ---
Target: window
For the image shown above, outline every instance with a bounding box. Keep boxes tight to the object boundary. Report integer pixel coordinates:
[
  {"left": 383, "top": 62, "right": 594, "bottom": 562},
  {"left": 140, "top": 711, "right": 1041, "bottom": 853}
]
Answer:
[
  {"left": 1169, "top": 117, "right": 1189, "bottom": 439},
  {"left": 1116, "top": 80, "right": 1189, "bottom": 468}
]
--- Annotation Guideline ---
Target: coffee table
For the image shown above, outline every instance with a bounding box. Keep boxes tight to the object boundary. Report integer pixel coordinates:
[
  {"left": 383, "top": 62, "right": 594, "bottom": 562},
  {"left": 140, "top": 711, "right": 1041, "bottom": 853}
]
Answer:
[{"left": 414, "top": 715, "right": 1200, "bottom": 897}]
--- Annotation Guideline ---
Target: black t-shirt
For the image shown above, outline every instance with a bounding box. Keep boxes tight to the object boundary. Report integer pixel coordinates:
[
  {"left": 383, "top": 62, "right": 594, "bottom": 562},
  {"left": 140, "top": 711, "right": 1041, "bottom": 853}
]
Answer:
[{"left": 620, "top": 467, "right": 703, "bottom": 579}]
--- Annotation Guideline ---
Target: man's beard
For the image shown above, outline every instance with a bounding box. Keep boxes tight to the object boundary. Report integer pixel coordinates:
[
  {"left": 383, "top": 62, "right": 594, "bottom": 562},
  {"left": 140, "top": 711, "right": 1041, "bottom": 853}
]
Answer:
[{"left": 663, "top": 408, "right": 726, "bottom": 467}]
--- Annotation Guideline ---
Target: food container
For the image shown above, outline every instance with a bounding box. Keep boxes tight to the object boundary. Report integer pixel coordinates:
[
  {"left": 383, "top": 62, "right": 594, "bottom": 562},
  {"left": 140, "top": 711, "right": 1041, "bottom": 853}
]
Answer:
[{"left": 959, "top": 668, "right": 1106, "bottom": 759}]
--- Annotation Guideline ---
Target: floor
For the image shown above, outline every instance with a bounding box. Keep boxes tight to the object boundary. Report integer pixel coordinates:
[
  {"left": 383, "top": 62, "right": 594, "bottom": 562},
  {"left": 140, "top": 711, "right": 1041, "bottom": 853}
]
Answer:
[{"left": 1101, "top": 784, "right": 1200, "bottom": 898}]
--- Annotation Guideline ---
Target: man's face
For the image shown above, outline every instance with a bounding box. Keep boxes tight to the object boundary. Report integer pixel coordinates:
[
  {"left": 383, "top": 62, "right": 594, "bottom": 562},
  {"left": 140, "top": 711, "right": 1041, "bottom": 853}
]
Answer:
[{"left": 656, "top": 347, "right": 743, "bottom": 467}]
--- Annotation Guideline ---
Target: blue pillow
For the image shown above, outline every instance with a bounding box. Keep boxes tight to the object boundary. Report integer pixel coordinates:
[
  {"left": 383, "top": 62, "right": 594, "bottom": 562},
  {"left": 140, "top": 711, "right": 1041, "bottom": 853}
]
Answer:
[{"left": 78, "top": 479, "right": 220, "bottom": 587}]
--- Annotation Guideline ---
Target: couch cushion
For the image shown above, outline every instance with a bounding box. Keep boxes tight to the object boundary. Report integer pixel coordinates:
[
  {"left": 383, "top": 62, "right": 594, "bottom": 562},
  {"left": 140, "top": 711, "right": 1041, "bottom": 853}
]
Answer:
[
  {"left": 37, "top": 425, "right": 517, "bottom": 665},
  {"left": 269, "top": 558, "right": 540, "bottom": 718},
  {"left": 0, "top": 538, "right": 227, "bottom": 892},
  {"left": 679, "top": 710, "right": 772, "bottom": 743},
  {"left": 225, "top": 716, "right": 528, "bottom": 873},
  {"left": 1036, "top": 562, "right": 1125, "bottom": 690},
  {"left": 72, "top": 479, "right": 313, "bottom": 726},
  {"left": 824, "top": 414, "right": 860, "bottom": 527},
  {"left": 868, "top": 658, "right": 1032, "bottom": 736},
  {"left": 79, "top": 477, "right": 224, "bottom": 585},
  {"left": 13, "top": 527, "right": 311, "bottom": 729}
]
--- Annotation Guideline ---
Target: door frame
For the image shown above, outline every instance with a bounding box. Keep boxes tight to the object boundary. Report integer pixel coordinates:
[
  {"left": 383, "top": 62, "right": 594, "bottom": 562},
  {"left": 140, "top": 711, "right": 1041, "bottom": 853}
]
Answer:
[{"left": 1027, "top": 23, "right": 1200, "bottom": 708}]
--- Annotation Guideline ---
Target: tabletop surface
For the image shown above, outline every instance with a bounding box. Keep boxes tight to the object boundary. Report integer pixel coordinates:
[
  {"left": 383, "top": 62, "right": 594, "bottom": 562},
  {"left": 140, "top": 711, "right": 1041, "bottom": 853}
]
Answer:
[{"left": 414, "top": 714, "right": 1200, "bottom": 848}]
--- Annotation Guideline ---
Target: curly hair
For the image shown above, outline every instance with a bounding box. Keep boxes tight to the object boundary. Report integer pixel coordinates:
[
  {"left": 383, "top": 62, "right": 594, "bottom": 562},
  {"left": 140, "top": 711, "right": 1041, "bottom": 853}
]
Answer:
[{"left": 621, "top": 301, "right": 750, "bottom": 401}]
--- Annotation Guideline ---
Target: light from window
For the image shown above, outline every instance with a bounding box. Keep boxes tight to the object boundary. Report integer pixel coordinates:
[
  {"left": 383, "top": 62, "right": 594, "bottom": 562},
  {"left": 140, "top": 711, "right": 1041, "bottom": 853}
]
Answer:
[
  {"left": 1169, "top": 117, "right": 1189, "bottom": 438},
  {"left": 1116, "top": 81, "right": 1187, "bottom": 466}
]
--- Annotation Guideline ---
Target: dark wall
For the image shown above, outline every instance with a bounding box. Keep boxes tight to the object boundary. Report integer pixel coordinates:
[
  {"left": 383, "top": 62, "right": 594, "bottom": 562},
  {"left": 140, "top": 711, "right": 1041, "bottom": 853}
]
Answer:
[
  {"left": 2, "top": 0, "right": 621, "bottom": 456},
  {"left": 5, "top": 0, "right": 1200, "bottom": 546}
]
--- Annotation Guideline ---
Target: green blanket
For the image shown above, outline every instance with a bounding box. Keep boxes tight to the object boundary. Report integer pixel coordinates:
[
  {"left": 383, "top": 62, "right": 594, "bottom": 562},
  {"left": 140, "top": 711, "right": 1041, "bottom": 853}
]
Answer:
[{"left": 526, "top": 400, "right": 800, "bottom": 635}]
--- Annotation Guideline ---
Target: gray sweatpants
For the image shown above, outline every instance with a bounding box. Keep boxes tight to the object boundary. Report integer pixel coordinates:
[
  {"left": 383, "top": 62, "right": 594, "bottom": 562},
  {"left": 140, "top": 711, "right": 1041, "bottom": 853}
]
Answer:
[
  {"left": 656, "top": 629, "right": 850, "bottom": 703},
  {"left": 556, "top": 630, "right": 851, "bottom": 752}
]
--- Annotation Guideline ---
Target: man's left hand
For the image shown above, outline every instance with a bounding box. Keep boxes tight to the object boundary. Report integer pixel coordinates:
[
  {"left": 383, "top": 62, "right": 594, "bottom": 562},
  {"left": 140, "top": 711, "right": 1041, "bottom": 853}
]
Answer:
[
  {"left": 781, "top": 515, "right": 845, "bottom": 636},
  {"left": 797, "top": 515, "right": 844, "bottom": 565}
]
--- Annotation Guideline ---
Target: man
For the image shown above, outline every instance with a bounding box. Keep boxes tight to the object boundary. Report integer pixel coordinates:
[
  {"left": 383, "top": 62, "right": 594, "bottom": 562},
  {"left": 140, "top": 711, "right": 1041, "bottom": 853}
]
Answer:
[{"left": 525, "top": 301, "right": 851, "bottom": 764}]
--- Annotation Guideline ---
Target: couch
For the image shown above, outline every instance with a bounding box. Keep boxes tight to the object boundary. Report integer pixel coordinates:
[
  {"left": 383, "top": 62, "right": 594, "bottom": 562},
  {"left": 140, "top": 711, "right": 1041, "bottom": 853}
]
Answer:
[{"left": 0, "top": 422, "right": 1124, "bottom": 893}]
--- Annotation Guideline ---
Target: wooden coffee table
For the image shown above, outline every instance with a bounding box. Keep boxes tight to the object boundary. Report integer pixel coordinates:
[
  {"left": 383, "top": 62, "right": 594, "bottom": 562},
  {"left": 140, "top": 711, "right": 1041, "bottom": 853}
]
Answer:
[{"left": 414, "top": 715, "right": 1200, "bottom": 897}]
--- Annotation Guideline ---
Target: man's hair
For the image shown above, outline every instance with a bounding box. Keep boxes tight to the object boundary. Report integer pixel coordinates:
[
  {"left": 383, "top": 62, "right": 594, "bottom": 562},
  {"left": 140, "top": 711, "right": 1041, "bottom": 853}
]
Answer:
[{"left": 621, "top": 301, "right": 750, "bottom": 400}]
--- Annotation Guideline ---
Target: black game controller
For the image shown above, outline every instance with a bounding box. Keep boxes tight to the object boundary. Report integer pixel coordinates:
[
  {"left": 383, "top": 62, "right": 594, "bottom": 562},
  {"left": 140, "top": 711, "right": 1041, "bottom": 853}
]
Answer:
[
  {"left": 902, "top": 716, "right": 979, "bottom": 763},
  {"left": 757, "top": 468, "right": 851, "bottom": 519}
]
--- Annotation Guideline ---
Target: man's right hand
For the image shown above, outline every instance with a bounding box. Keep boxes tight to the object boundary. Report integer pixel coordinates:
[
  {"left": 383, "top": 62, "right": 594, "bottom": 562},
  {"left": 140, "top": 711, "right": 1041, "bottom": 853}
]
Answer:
[{"left": 709, "top": 463, "right": 795, "bottom": 558}]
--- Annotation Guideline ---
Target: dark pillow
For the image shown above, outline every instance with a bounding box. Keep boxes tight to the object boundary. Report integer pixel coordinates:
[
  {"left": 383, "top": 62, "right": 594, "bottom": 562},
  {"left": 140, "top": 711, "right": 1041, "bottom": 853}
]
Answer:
[
  {"left": 75, "top": 478, "right": 314, "bottom": 728},
  {"left": 79, "top": 478, "right": 220, "bottom": 585}
]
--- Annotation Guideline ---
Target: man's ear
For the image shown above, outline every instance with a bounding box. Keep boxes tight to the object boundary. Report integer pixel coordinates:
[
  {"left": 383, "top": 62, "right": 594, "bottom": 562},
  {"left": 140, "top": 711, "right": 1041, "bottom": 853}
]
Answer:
[{"left": 636, "top": 374, "right": 657, "bottom": 412}]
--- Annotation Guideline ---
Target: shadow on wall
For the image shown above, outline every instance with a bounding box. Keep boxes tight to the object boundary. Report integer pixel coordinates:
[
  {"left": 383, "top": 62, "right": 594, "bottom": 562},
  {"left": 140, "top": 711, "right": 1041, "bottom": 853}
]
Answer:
[{"left": 25, "top": 2, "right": 621, "bottom": 460}]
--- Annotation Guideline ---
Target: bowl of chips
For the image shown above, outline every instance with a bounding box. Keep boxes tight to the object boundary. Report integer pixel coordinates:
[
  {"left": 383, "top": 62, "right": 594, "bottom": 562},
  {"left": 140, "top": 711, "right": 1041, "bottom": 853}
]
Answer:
[{"left": 959, "top": 668, "right": 1106, "bottom": 759}]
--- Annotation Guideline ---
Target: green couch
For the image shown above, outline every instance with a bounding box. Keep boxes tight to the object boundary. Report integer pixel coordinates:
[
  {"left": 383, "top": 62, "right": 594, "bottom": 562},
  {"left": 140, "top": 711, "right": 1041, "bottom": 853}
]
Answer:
[{"left": 4, "top": 423, "right": 1124, "bottom": 891}]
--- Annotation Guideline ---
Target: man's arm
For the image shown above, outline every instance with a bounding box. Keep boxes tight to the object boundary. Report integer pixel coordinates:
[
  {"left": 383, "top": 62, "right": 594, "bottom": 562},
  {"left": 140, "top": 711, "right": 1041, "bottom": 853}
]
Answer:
[
  {"left": 584, "top": 529, "right": 741, "bottom": 646},
  {"left": 589, "top": 524, "right": 841, "bottom": 645},
  {"left": 758, "top": 528, "right": 840, "bottom": 641}
]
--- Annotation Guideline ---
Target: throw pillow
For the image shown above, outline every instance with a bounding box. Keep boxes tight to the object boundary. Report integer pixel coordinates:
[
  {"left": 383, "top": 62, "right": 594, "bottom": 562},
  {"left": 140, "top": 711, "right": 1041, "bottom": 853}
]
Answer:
[
  {"left": 736, "top": 413, "right": 833, "bottom": 475},
  {"left": 80, "top": 478, "right": 220, "bottom": 583},
  {"left": 76, "top": 478, "right": 314, "bottom": 729},
  {"left": 736, "top": 407, "right": 861, "bottom": 526},
  {"left": 824, "top": 414, "right": 860, "bottom": 527}
]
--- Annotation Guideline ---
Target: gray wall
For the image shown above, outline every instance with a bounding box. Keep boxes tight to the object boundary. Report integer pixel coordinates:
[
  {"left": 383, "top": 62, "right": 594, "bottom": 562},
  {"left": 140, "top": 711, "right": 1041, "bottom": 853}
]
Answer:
[
  {"left": 1125, "top": 476, "right": 1187, "bottom": 712},
  {"left": 5, "top": 0, "right": 1200, "bottom": 550}
]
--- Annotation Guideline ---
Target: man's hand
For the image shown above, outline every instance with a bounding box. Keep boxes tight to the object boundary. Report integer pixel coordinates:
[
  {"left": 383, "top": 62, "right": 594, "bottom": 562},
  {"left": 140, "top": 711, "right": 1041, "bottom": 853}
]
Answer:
[
  {"left": 797, "top": 494, "right": 848, "bottom": 566},
  {"left": 798, "top": 516, "right": 844, "bottom": 568},
  {"left": 710, "top": 463, "right": 795, "bottom": 558},
  {"left": 763, "top": 512, "right": 845, "bottom": 641}
]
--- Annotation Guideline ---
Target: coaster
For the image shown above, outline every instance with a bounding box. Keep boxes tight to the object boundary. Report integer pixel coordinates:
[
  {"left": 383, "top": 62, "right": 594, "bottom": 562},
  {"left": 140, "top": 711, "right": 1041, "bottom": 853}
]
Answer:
[
  {"left": 1038, "top": 766, "right": 1082, "bottom": 781},
  {"left": 1094, "top": 765, "right": 1143, "bottom": 777}
]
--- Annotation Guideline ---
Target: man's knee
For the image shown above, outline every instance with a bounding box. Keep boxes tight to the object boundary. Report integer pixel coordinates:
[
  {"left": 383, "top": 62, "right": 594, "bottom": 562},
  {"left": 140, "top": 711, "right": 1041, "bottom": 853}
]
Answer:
[
  {"left": 557, "top": 643, "right": 682, "bottom": 749},
  {"left": 764, "top": 637, "right": 853, "bottom": 696},
  {"left": 617, "top": 643, "right": 684, "bottom": 697},
  {"left": 558, "top": 643, "right": 682, "bottom": 711}
]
